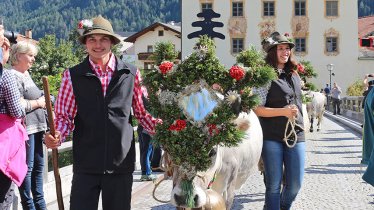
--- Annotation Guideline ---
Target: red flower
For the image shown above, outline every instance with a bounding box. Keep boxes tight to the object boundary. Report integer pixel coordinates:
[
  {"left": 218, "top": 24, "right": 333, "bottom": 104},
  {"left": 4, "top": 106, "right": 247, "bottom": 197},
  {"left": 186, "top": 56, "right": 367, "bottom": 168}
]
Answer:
[
  {"left": 159, "top": 61, "right": 174, "bottom": 75},
  {"left": 208, "top": 124, "right": 220, "bottom": 136},
  {"left": 229, "top": 65, "right": 246, "bottom": 81},
  {"left": 284, "top": 32, "right": 290, "bottom": 37},
  {"left": 77, "top": 21, "right": 84, "bottom": 29},
  {"left": 297, "top": 63, "right": 305, "bottom": 74},
  {"left": 169, "top": 119, "right": 186, "bottom": 131}
]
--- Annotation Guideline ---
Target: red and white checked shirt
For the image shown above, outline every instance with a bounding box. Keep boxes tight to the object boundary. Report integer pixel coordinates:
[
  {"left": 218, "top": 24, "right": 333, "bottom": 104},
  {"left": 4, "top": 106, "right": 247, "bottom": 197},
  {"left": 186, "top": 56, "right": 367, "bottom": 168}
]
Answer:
[{"left": 54, "top": 54, "right": 160, "bottom": 141}]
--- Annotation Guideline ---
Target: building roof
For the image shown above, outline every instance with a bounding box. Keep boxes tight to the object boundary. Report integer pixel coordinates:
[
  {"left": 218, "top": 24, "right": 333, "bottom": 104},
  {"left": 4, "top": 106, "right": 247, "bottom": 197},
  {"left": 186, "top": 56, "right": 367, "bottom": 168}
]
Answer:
[
  {"left": 124, "top": 22, "right": 181, "bottom": 43},
  {"left": 358, "top": 15, "right": 374, "bottom": 38},
  {"left": 116, "top": 31, "right": 136, "bottom": 38}
]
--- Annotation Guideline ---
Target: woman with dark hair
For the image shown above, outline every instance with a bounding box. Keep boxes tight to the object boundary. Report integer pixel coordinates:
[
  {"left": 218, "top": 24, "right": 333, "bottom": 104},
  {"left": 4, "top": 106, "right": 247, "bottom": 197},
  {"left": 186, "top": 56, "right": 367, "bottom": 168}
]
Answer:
[{"left": 253, "top": 32, "right": 305, "bottom": 210}]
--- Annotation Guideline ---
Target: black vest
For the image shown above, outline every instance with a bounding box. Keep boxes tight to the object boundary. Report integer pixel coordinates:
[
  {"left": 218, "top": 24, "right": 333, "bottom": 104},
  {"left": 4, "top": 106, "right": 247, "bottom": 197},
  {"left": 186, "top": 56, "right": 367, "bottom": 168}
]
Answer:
[
  {"left": 69, "top": 56, "right": 137, "bottom": 174},
  {"left": 259, "top": 72, "right": 305, "bottom": 142}
]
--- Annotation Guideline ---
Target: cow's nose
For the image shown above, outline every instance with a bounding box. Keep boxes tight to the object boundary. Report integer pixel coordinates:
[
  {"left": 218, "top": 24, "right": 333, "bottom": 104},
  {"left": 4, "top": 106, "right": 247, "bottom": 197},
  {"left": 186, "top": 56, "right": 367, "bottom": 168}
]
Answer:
[
  {"left": 174, "top": 194, "right": 186, "bottom": 206},
  {"left": 174, "top": 194, "right": 200, "bottom": 207},
  {"left": 194, "top": 194, "right": 199, "bottom": 205}
]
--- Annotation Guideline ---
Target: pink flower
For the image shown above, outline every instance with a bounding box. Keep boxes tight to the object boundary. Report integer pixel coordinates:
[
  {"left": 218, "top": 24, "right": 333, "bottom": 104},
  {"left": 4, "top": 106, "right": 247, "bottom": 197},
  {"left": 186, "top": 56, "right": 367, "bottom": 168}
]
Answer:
[
  {"left": 284, "top": 32, "right": 290, "bottom": 37},
  {"left": 212, "top": 83, "right": 223, "bottom": 92},
  {"left": 159, "top": 61, "right": 174, "bottom": 75},
  {"left": 229, "top": 66, "right": 246, "bottom": 81}
]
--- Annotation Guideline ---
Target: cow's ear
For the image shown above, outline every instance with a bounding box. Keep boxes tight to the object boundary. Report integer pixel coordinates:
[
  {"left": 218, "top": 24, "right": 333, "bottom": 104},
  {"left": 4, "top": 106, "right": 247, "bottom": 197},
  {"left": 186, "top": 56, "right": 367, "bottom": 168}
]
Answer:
[{"left": 208, "top": 148, "right": 217, "bottom": 158}]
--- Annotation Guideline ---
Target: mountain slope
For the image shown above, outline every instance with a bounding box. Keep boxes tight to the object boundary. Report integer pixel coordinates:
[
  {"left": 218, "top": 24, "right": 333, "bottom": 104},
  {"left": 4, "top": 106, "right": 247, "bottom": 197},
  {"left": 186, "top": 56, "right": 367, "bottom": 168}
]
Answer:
[
  {"left": 1, "top": 0, "right": 372, "bottom": 40},
  {"left": 0, "top": 0, "right": 180, "bottom": 40}
]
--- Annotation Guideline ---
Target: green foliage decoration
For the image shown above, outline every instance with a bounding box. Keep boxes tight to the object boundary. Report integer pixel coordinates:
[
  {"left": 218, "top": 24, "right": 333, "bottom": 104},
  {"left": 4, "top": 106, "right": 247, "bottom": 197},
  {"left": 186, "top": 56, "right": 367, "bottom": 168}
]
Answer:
[
  {"left": 142, "top": 36, "right": 275, "bottom": 173},
  {"left": 181, "top": 179, "right": 195, "bottom": 208},
  {"left": 236, "top": 45, "right": 266, "bottom": 68},
  {"left": 150, "top": 41, "right": 179, "bottom": 65},
  {"left": 299, "top": 60, "right": 317, "bottom": 79},
  {"left": 296, "top": 60, "right": 318, "bottom": 93}
]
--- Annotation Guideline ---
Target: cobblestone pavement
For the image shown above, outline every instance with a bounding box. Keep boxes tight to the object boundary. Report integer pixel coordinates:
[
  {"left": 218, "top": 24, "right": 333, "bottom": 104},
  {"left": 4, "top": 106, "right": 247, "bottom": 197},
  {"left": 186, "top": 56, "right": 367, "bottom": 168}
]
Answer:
[{"left": 131, "top": 116, "right": 374, "bottom": 210}]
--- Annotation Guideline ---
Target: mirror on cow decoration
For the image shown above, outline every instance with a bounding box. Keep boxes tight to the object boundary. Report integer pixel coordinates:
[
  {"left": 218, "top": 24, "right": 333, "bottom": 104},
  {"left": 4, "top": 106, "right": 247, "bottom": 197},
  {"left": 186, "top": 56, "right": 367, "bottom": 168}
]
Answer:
[
  {"left": 142, "top": 36, "right": 276, "bottom": 207},
  {"left": 178, "top": 80, "right": 220, "bottom": 125}
]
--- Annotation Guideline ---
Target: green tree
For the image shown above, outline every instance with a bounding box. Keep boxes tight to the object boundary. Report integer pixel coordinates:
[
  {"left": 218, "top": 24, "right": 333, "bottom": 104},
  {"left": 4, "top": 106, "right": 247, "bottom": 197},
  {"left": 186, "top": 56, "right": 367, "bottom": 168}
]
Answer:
[
  {"left": 0, "top": 0, "right": 181, "bottom": 40},
  {"left": 30, "top": 34, "right": 80, "bottom": 96},
  {"left": 347, "top": 79, "right": 365, "bottom": 96}
]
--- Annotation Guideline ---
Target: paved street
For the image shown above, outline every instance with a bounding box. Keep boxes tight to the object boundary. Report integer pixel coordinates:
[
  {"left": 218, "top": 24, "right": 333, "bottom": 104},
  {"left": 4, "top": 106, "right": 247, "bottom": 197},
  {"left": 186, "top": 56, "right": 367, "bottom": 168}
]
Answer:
[{"left": 131, "top": 116, "right": 374, "bottom": 210}]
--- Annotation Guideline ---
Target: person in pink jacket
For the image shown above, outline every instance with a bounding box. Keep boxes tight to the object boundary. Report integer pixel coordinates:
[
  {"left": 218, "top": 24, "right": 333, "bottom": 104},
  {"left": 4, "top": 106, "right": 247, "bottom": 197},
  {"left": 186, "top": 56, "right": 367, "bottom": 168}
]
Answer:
[{"left": 0, "top": 27, "right": 28, "bottom": 204}]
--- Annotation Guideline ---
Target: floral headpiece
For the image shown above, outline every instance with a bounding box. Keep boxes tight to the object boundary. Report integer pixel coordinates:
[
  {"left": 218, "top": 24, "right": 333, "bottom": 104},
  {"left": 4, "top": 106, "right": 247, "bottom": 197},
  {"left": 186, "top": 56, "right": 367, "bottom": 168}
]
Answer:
[{"left": 77, "top": 19, "right": 93, "bottom": 36}]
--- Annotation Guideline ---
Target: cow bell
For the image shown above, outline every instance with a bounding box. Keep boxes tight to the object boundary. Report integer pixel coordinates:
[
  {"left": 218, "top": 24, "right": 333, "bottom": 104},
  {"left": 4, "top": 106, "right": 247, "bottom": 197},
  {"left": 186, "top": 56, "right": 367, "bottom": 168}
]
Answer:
[{"left": 203, "top": 189, "right": 226, "bottom": 210}]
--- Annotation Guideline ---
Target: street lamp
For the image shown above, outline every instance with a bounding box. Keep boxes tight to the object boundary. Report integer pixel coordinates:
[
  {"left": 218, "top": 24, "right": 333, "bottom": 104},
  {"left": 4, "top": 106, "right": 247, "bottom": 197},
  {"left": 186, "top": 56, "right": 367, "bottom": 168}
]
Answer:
[
  {"left": 326, "top": 64, "right": 335, "bottom": 111},
  {"left": 327, "top": 63, "right": 335, "bottom": 90}
]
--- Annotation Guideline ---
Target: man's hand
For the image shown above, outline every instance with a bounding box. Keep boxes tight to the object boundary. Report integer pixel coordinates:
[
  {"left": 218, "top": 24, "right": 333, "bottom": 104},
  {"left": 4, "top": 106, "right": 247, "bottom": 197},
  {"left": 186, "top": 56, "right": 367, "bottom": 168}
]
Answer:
[{"left": 44, "top": 131, "right": 61, "bottom": 149}]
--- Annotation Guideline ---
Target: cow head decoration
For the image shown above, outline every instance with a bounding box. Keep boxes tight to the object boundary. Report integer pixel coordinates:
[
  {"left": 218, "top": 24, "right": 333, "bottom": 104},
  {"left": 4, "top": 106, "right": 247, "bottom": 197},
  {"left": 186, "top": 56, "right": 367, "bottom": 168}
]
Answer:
[{"left": 142, "top": 36, "right": 275, "bottom": 208}]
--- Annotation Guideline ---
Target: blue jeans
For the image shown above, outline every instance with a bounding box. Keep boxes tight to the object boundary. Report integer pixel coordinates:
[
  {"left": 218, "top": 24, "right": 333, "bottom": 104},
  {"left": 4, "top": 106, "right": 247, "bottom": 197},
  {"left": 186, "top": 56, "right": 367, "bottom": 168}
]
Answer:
[
  {"left": 18, "top": 131, "right": 47, "bottom": 210},
  {"left": 262, "top": 140, "right": 305, "bottom": 210},
  {"left": 137, "top": 127, "right": 153, "bottom": 176}
]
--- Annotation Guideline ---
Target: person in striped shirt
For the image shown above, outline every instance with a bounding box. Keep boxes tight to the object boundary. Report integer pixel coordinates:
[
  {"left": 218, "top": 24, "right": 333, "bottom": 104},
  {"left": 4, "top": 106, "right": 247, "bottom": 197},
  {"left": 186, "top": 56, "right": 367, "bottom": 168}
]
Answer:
[{"left": 44, "top": 15, "right": 161, "bottom": 210}]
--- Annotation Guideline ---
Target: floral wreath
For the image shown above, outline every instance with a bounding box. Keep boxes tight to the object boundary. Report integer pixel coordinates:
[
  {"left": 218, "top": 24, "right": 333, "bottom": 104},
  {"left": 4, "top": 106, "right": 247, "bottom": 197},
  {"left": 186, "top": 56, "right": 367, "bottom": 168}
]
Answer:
[{"left": 142, "top": 36, "right": 276, "bottom": 173}]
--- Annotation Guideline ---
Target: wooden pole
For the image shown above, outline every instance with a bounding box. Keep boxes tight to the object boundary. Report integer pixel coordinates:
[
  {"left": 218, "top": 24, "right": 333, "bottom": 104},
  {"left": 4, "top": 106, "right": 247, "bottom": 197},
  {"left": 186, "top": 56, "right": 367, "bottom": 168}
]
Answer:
[{"left": 42, "top": 76, "right": 64, "bottom": 210}]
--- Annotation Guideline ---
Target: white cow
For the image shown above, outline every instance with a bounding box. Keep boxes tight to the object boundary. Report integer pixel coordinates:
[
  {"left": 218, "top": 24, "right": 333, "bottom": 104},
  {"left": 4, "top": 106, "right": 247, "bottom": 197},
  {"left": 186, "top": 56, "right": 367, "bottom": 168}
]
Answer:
[
  {"left": 170, "top": 111, "right": 263, "bottom": 209},
  {"left": 305, "top": 91, "right": 326, "bottom": 132}
]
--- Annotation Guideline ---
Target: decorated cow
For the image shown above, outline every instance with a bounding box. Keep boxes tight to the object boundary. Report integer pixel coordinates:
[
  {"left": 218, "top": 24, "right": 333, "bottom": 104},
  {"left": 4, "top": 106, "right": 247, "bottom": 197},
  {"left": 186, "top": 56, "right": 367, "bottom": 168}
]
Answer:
[{"left": 142, "top": 36, "right": 276, "bottom": 209}]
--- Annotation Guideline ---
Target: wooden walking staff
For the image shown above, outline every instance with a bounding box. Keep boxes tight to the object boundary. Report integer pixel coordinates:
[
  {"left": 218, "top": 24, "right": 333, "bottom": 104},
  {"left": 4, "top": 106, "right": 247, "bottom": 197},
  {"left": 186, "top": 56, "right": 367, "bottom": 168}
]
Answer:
[{"left": 42, "top": 76, "right": 64, "bottom": 210}]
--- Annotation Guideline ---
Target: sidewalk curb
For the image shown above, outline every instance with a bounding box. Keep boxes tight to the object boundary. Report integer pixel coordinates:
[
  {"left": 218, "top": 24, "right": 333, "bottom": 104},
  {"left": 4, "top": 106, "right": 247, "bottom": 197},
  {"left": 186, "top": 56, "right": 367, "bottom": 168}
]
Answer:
[{"left": 324, "top": 111, "right": 363, "bottom": 135}]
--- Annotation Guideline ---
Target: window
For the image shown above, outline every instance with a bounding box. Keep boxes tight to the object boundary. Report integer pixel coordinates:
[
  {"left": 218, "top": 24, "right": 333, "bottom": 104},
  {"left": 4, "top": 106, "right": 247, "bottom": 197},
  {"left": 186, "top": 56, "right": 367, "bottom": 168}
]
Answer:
[
  {"left": 263, "top": 1, "right": 275, "bottom": 16},
  {"left": 144, "top": 62, "right": 154, "bottom": 70},
  {"left": 202, "top": 3, "right": 212, "bottom": 12},
  {"left": 295, "top": 38, "right": 306, "bottom": 52},
  {"left": 326, "top": 37, "right": 337, "bottom": 52},
  {"left": 158, "top": 30, "right": 164, "bottom": 36},
  {"left": 326, "top": 1, "right": 338, "bottom": 17},
  {"left": 147, "top": 45, "right": 153, "bottom": 53},
  {"left": 232, "top": 2, "right": 243, "bottom": 17},
  {"left": 232, "top": 38, "right": 244, "bottom": 53},
  {"left": 295, "top": 0, "right": 306, "bottom": 16}
]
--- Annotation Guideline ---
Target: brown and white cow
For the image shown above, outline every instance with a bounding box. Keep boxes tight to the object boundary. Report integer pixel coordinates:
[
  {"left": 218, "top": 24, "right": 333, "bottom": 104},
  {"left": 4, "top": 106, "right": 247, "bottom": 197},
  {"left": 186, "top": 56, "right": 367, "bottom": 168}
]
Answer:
[{"left": 170, "top": 111, "right": 263, "bottom": 209}]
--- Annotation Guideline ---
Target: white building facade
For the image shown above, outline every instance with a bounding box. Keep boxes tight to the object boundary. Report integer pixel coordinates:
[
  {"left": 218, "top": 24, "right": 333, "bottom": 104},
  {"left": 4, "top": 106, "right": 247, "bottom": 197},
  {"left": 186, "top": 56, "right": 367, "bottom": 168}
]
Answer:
[
  {"left": 124, "top": 22, "right": 181, "bottom": 70},
  {"left": 182, "top": 0, "right": 372, "bottom": 95}
]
